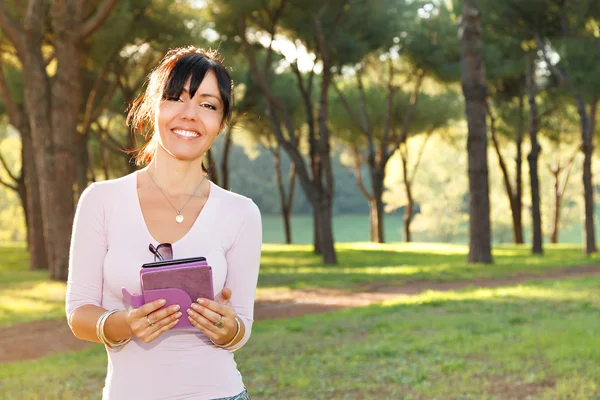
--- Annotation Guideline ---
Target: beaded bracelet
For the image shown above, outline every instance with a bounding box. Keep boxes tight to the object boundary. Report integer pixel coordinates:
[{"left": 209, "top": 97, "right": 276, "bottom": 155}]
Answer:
[
  {"left": 96, "top": 309, "right": 131, "bottom": 349},
  {"left": 211, "top": 316, "right": 242, "bottom": 349}
]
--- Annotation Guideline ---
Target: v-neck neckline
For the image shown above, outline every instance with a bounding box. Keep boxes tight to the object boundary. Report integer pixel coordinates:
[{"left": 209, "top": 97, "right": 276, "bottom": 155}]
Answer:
[{"left": 132, "top": 170, "right": 214, "bottom": 246}]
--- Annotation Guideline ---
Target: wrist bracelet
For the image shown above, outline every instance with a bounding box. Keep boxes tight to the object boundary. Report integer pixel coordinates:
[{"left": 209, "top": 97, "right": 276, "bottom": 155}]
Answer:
[
  {"left": 96, "top": 309, "right": 131, "bottom": 349},
  {"left": 211, "top": 317, "right": 241, "bottom": 349}
]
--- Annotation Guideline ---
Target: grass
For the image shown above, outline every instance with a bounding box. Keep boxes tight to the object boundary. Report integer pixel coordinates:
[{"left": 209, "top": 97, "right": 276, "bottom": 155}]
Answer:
[
  {"left": 2, "top": 276, "right": 600, "bottom": 399},
  {"left": 1, "top": 242, "right": 600, "bottom": 326},
  {"left": 257, "top": 242, "right": 600, "bottom": 290}
]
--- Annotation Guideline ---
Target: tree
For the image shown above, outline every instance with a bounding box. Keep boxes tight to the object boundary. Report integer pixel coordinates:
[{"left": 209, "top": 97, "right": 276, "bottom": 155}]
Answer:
[
  {"left": 460, "top": 0, "right": 493, "bottom": 263},
  {"left": 541, "top": 100, "right": 580, "bottom": 244},
  {"left": 332, "top": 69, "right": 461, "bottom": 242},
  {"left": 0, "top": 1, "right": 119, "bottom": 279},
  {"left": 0, "top": 54, "right": 46, "bottom": 270},
  {"left": 534, "top": 0, "right": 600, "bottom": 254},
  {"left": 332, "top": 58, "right": 424, "bottom": 243},
  {"left": 209, "top": 0, "right": 400, "bottom": 263},
  {"left": 236, "top": 68, "right": 303, "bottom": 244}
]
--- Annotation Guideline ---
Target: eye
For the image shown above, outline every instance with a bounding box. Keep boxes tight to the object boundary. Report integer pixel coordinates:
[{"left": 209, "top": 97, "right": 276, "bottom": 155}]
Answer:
[{"left": 200, "top": 102, "right": 217, "bottom": 110}]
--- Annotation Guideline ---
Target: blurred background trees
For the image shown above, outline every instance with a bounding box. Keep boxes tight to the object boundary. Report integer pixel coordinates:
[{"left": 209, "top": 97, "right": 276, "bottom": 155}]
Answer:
[{"left": 0, "top": 0, "right": 598, "bottom": 278}]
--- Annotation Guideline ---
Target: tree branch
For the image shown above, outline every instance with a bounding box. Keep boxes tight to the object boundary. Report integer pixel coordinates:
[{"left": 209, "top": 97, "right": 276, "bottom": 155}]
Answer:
[
  {"left": 0, "top": 59, "right": 22, "bottom": 127},
  {"left": 558, "top": 147, "right": 580, "bottom": 197},
  {"left": 0, "top": 147, "right": 18, "bottom": 183},
  {"left": 263, "top": 0, "right": 287, "bottom": 76},
  {"left": 0, "top": 0, "right": 25, "bottom": 56},
  {"left": 352, "top": 144, "right": 373, "bottom": 201},
  {"left": 387, "top": 71, "right": 424, "bottom": 162},
  {"left": 331, "top": 81, "right": 367, "bottom": 134},
  {"left": 408, "top": 128, "right": 434, "bottom": 185},
  {"left": 238, "top": 16, "right": 284, "bottom": 111},
  {"left": 0, "top": 176, "right": 18, "bottom": 191},
  {"left": 381, "top": 60, "right": 397, "bottom": 161},
  {"left": 535, "top": 33, "right": 569, "bottom": 85},
  {"left": 82, "top": 49, "right": 119, "bottom": 134},
  {"left": 81, "top": 0, "right": 119, "bottom": 38},
  {"left": 487, "top": 100, "right": 515, "bottom": 198}
]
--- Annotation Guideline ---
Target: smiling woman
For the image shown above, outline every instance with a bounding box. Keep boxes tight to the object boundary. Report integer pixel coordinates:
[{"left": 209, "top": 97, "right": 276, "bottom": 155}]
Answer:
[
  {"left": 128, "top": 47, "right": 233, "bottom": 167},
  {"left": 65, "top": 47, "right": 261, "bottom": 400}
]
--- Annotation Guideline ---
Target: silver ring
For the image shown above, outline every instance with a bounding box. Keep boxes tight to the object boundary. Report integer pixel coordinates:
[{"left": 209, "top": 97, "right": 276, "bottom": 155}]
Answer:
[
  {"left": 146, "top": 315, "right": 154, "bottom": 327},
  {"left": 214, "top": 316, "right": 225, "bottom": 329}
]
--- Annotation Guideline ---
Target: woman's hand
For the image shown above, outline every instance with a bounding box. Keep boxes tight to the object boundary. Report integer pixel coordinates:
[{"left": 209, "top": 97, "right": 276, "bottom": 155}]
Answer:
[
  {"left": 125, "top": 299, "right": 182, "bottom": 343},
  {"left": 187, "top": 288, "right": 238, "bottom": 345}
]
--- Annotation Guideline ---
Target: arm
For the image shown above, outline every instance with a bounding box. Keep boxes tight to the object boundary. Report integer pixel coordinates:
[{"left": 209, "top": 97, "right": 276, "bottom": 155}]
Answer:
[
  {"left": 189, "top": 201, "right": 263, "bottom": 349},
  {"left": 223, "top": 201, "right": 262, "bottom": 350},
  {"left": 66, "top": 184, "right": 181, "bottom": 345},
  {"left": 65, "top": 183, "right": 132, "bottom": 343}
]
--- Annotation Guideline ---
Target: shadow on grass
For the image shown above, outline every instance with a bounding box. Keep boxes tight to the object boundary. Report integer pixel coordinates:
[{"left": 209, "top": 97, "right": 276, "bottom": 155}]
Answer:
[{"left": 258, "top": 244, "right": 600, "bottom": 289}]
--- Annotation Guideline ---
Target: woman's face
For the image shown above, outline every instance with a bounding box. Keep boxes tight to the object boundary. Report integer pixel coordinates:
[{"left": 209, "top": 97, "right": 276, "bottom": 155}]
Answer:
[{"left": 155, "top": 70, "right": 224, "bottom": 162}]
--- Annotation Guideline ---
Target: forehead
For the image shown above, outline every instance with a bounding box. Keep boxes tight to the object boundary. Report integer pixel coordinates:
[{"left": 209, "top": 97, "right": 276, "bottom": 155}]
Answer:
[{"left": 184, "top": 70, "right": 220, "bottom": 96}]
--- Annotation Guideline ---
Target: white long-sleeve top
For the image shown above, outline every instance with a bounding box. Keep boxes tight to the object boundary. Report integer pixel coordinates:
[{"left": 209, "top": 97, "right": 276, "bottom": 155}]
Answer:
[{"left": 65, "top": 171, "right": 262, "bottom": 400}]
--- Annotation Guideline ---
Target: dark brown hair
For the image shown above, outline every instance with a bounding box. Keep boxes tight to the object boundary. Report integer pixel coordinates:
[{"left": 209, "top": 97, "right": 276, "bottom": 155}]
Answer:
[{"left": 127, "top": 46, "right": 233, "bottom": 166}]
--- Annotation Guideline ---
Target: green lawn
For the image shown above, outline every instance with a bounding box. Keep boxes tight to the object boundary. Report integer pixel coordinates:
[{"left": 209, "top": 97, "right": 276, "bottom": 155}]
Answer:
[
  {"left": 2, "top": 276, "right": 600, "bottom": 399},
  {"left": 1, "top": 243, "right": 600, "bottom": 327}
]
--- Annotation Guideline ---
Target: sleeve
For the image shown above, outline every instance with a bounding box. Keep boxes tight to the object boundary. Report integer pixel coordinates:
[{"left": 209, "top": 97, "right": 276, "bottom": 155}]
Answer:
[
  {"left": 65, "top": 183, "right": 109, "bottom": 321},
  {"left": 224, "top": 200, "right": 262, "bottom": 351}
]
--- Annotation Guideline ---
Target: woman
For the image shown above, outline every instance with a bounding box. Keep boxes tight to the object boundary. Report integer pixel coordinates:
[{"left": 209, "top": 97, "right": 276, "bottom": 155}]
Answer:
[{"left": 66, "top": 47, "right": 262, "bottom": 400}]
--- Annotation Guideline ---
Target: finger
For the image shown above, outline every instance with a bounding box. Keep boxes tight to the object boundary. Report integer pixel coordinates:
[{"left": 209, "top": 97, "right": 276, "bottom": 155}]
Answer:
[
  {"left": 187, "top": 315, "right": 220, "bottom": 340},
  {"left": 142, "top": 318, "right": 180, "bottom": 343},
  {"left": 134, "top": 299, "right": 167, "bottom": 317},
  {"left": 187, "top": 307, "right": 228, "bottom": 335},
  {"left": 148, "top": 304, "right": 181, "bottom": 323},
  {"left": 195, "top": 298, "right": 234, "bottom": 317},
  {"left": 215, "top": 288, "right": 232, "bottom": 304},
  {"left": 190, "top": 302, "right": 223, "bottom": 324},
  {"left": 132, "top": 304, "right": 180, "bottom": 334}
]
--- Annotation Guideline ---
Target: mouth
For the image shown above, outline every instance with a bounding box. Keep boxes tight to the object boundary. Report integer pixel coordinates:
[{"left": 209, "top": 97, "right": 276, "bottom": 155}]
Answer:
[{"left": 172, "top": 128, "right": 201, "bottom": 140}]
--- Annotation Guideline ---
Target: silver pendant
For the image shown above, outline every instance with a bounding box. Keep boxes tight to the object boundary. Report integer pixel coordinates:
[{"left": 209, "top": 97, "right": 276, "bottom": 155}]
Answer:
[{"left": 176, "top": 214, "right": 184, "bottom": 223}]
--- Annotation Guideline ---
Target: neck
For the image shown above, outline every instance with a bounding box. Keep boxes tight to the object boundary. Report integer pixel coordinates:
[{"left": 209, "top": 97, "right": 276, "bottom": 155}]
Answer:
[{"left": 146, "top": 147, "right": 206, "bottom": 195}]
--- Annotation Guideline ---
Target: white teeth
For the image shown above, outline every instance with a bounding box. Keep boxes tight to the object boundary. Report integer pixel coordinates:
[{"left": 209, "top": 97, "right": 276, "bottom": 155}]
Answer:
[{"left": 173, "top": 129, "right": 200, "bottom": 137}]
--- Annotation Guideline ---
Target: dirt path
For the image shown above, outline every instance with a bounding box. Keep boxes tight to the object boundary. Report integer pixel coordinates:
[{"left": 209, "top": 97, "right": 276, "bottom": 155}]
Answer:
[{"left": 3, "top": 264, "right": 600, "bottom": 364}]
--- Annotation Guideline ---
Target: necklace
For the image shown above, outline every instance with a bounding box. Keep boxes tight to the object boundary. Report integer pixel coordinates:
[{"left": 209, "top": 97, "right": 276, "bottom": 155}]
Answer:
[{"left": 146, "top": 168, "right": 206, "bottom": 223}]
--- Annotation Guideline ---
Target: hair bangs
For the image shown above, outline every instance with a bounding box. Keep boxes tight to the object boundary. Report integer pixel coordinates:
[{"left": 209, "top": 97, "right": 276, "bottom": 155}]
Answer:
[{"left": 162, "top": 54, "right": 211, "bottom": 100}]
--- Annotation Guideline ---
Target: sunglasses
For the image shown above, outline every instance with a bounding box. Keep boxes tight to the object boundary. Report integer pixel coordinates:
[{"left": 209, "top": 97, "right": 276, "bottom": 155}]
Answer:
[{"left": 148, "top": 243, "right": 173, "bottom": 262}]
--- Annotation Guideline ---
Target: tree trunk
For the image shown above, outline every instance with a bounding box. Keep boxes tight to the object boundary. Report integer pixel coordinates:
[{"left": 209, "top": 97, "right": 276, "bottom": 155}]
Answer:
[
  {"left": 312, "top": 207, "right": 322, "bottom": 254},
  {"left": 316, "top": 197, "right": 336, "bottom": 264},
  {"left": 577, "top": 95, "right": 597, "bottom": 254},
  {"left": 22, "top": 37, "right": 74, "bottom": 280},
  {"left": 368, "top": 170, "right": 384, "bottom": 243},
  {"left": 526, "top": 52, "right": 543, "bottom": 255},
  {"left": 21, "top": 123, "right": 48, "bottom": 270},
  {"left": 273, "top": 149, "right": 293, "bottom": 244},
  {"left": 550, "top": 166, "right": 561, "bottom": 244},
  {"left": 220, "top": 126, "right": 233, "bottom": 191},
  {"left": 514, "top": 95, "right": 525, "bottom": 244},
  {"left": 460, "top": 0, "right": 493, "bottom": 263},
  {"left": 400, "top": 153, "right": 414, "bottom": 243}
]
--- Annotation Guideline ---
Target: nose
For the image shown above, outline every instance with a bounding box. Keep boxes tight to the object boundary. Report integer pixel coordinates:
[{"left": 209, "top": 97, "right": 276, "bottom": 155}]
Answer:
[{"left": 180, "top": 99, "right": 198, "bottom": 120}]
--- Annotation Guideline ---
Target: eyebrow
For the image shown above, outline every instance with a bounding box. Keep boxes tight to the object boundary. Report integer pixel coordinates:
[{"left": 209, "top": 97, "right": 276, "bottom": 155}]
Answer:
[{"left": 182, "top": 88, "right": 223, "bottom": 106}]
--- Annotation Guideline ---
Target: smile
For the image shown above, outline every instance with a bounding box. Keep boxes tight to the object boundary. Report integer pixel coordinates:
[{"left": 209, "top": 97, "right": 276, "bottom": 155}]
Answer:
[{"left": 172, "top": 129, "right": 201, "bottom": 139}]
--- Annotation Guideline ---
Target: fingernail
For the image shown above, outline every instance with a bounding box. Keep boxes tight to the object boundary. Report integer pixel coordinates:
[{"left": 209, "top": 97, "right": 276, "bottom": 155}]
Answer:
[
  {"left": 175, "top": 312, "right": 182, "bottom": 318},
  {"left": 191, "top": 303, "right": 199, "bottom": 310},
  {"left": 197, "top": 298, "right": 206, "bottom": 304},
  {"left": 159, "top": 299, "right": 166, "bottom": 305},
  {"left": 173, "top": 305, "right": 180, "bottom": 311}
]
